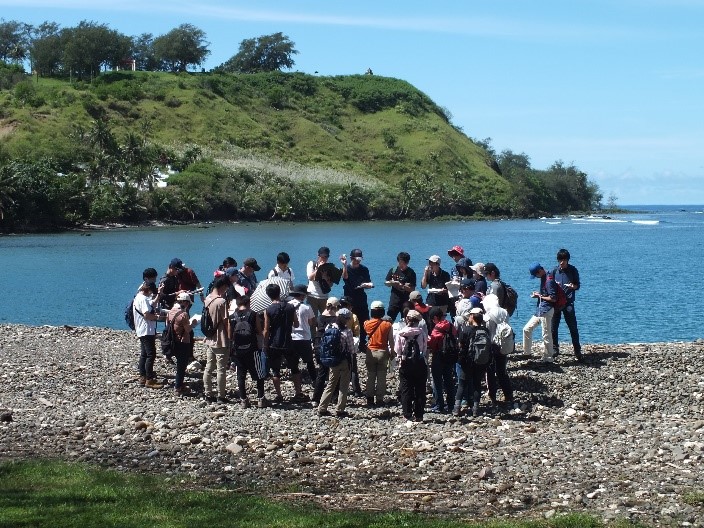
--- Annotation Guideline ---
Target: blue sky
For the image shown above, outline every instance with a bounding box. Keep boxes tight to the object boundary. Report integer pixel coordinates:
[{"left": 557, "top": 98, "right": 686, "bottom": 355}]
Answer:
[{"left": 2, "top": 0, "right": 703, "bottom": 205}]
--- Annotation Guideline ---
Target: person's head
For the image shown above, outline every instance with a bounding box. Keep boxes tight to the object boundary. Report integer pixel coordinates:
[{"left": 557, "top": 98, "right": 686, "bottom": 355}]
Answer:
[
  {"left": 318, "top": 246, "right": 330, "bottom": 261},
  {"left": 339, "top": 296, "right": 351, "bottom": 309},
  {"left": 428, "top": 306, "right": 444, "bottom": 323},
  {"left": 483, "top": 262, "right": 500, "bottom": 280},
  {"left": 459, "top": 277, "right": 476, "bottom": 297},
  {"left": 447, "top": 245, "right": 465, "bottom": 262},
  {"left": 138, "top": 281, "right": 152, "bottom": 295},
  {"left": 326, "top": 297, "right": 340, "bottom": 312},
  {"left": 221, "top": 257, "right": 237, "bottom": 270},
  {"left": 236, "top": 295, "right": 251, "bottom": 308},
  {"left": 405, "top": 309, "right": 422, "bottom": 326},
  {"left": 336, "top": 308, "right": 352, "bottom": 327},
  {"left": 224, "top": 267, "right": 239, "bottom": 282},
  {"left": 142, "top": 268, "right": 158, "bottom": 284},
  {"left": 409, "top": 290, "right": 423, "bottom": 304},
  {"left": 243, "top": 257, "right": 261, "bottom": 273},
  {"left": 370, "top": 300, "right": 385, "bottom": 318},
  {"left": 396, "top": 251, "right": 411, "bottom": 270},
  {"left": 276, "top": 252, "right": 290, "bottom": 269},
  {"left": 176, "top": 291, "right": 192, "bottom": 309},
  {"left": 169, "top": 258, "right": 184, "bottom": 273},
  {"left": 455, "top": 257, "right": 472, "bottom": 277},
  {"left": 349, "top": 248, "right": 363, "bottom": 267},
  {"left": 471, "top": 262, "right": 485, "bottom": 278},
  {"left": 428, "top": 254, "right": 441, "bottom": 270},
  {"left": 557, "top": 248, "right": 571, "bottom": 270},
  {"left": 290, "top": 284, "right": 308, "bottom": 300},
  {"left": 469, "top": 307, "right": 484, "bottom": 326},
  {"left": 265, "top": 283, "right": 281, "bottom": 301},
  {"left": 214, "top": 276, "right": 230, "bottom": 295},
  {"left": 529, "top": 262, "right": 545, "bottom": 278}
]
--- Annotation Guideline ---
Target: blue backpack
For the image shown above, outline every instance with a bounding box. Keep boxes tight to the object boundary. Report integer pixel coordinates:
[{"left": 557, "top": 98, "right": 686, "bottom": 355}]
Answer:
[
  {"left": 124, "top": 299, "right": 143, "bottom": 331},
  {"left": 319, "top": 324, "right": 344, "bottom": 368}
]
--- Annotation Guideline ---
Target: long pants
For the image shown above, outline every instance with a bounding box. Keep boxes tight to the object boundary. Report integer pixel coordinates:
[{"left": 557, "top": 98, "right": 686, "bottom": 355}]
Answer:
[
  {"left": 431, "top": 356, "right": 456, "bottom": 411},
  {"left": 307, "top": 297, "right": 327, "bottom": 319},
  {"left": 291, "top": 339, "right": 317, "bottom": 382},
  {"left": 203, "top": 346, "right": 229, "bottom": 398},
  {"left": 523, "top": 308, "right": 554, "bottom": 360},
  {"left": 486, "top": 346, "right": 513, "bottom": 401},
  {"left": 318, "top": 359, "right": 351, "bottom": 413},
  {"left": 313, "top": 363, "right": 329, "bottom": 403},
  {"left": 365, "top": 349, "right": 390, "bottom": 400},
  {"left": 454, "top": 363, "right": 487, "bottom": 410},
  {"left": 349, "top": 352, "right": 362, "bottom": 393},
  {"left": 551, "top": 304, "right": 581, "bottom": 354},
  {"left": 399, "top": 360, "right": 428, "bottom": 420},
  {"left": 174, "top": 342, "right": 192, "bottom": 390},
  {"left": 233, "top": 348, "right": 265, "bottom": 400},
  {"left": 138, "top": 335, "right": 157, "bottom": 379}
]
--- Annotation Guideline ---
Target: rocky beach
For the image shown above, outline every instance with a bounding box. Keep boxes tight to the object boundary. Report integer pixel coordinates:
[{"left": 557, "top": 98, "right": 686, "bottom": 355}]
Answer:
[{"left": 1, "top": 324, "right": 702, "bottom": 526}]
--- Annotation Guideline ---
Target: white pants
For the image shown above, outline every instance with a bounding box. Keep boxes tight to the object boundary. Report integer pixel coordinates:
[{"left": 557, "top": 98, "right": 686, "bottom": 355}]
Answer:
[{"left": 523, "top": 308, "right": 554, "bottom": 360}]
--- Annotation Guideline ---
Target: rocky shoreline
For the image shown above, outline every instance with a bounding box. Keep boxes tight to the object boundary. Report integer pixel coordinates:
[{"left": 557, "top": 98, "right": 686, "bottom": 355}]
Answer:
[{"left": 1, "top": 324, "right": 702, "bottom": 526}]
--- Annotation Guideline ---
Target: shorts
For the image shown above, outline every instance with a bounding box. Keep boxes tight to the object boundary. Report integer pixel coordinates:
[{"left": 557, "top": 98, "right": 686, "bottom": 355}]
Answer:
[
  {"left": 232, "top": 347, "right": 262, "bottom": 380},
  {"left": 267, "top": 347, "right": 300, "bottom": 377}
]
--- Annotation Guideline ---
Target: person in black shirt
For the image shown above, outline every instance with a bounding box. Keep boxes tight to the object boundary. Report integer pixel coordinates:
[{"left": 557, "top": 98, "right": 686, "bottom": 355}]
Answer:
[
  {"left": 341, "top": 248, "right": 374, "bottom": 350},
  {"left": 384, "top": 251, "right": 417, "bottom": 322},
  {"left": 421, "top": 255, "right": 451, "bottom": 315}
]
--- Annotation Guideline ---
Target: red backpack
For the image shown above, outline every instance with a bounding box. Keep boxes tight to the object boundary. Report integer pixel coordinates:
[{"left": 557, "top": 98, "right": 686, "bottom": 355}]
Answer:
[{"left": 546, "top": 274, "right": 567, "bottom": 311}]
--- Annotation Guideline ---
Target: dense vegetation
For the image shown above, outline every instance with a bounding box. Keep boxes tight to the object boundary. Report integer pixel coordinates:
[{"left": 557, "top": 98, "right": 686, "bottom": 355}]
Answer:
[{"left": 0, "top": 63, "right": 602, "bottom": 232}]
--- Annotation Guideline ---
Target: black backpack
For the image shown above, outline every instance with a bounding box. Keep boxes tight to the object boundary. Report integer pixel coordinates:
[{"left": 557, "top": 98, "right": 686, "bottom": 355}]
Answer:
[
  {"left": 404, "top": 335, "right": 424, "bottom": 364},
  {"left": 232, "top": 309, "right": 256, "bottom": 350},
  {"left": 470, "top": 327, "right": 492, "bottom": 366},
  {"left": 319, "top": 324, "right": 343, "bottom": 368},
  {"left": 200, "top": 299, "right": 217, "bottom": 338},
  {"left": 497, "top": 279, "right": 518, "bottom": 317},
  {"left": 125, "top": 298, "right": 144, "bottom": 331},
  {"left": 439, "top": 330, "right": 459, "bottom": 363},
  {"left": 161, "top": 315, "right": 178, "bottom": 357}
]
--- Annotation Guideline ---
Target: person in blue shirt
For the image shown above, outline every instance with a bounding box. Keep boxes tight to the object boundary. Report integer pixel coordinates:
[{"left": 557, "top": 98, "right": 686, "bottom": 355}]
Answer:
[
  {"left": 551, "top": 248, "right": 583, "bottom": 361},
  {"left": 522, "top": 262, "right": 558, "bottom": 363}
]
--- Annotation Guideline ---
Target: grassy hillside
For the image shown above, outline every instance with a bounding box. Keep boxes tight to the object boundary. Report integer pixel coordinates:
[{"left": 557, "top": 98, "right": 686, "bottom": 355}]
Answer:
[{"left": 0, "top": 69, "right": 597, "bottom": 230}]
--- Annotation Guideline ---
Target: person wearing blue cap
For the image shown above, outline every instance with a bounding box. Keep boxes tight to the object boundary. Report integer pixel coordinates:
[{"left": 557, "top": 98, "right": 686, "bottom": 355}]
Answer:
[{"left": 522, "top": 262, "right": 558, "bottom": 362}]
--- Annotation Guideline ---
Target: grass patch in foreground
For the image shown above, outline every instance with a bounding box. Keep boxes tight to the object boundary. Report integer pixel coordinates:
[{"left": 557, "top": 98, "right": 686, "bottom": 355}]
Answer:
[{"left": 0, "top": 459, "right": 631, "bottom": 528}]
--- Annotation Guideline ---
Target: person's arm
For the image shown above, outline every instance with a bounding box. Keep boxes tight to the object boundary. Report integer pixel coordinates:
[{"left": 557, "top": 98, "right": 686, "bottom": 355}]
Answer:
[
  {"left": 544, "top": 278, "right": 557, "bottom": 302},
  {"left": 421, "top": 265, "right": 430, "bottom": 289},
  {"left": 386, "top": 325, "right": 394, "bottom": 352},
  {"left": 340, "top": 255, "right": 348, "bottom": 279},
  {"left": 568, "top": 266, "right": 580, "bottom": 291},
  {"left": 262, "top": 310, "right": 270, "bottom": 348},
  {"left": 307, "top": 261, "right": 317, "bottom": 281}
]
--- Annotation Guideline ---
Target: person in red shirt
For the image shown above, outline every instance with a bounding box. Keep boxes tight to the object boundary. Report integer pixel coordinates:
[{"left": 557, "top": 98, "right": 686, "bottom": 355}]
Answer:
[{"left": 427, "top": 307, "right": 457, "bottom": 413}]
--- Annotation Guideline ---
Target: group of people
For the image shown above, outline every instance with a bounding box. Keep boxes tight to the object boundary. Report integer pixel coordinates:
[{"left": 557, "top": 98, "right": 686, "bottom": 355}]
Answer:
[{"left": 131, "top": 245, "right": 582, "bottom": 421}]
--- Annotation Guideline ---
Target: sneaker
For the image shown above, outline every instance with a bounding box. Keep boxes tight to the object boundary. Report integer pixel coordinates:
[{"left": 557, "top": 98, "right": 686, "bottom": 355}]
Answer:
[
  {"left": 144, "top": 379, "right": 163, "bottom": 389},
  {"left": 451, "top": 407, "right": 462, "bottom": 417},
  {"left": 257, "top": 397, "right": 268, "bottom": 408},
  {"left": 413, "top": 415, "right": 423, "bottom": 423},
  {"left": 291, "top": 393, "right": 310, "bottom": 403},
  {"left": 217, "top": 397, "right": 230, "bottom": 404},
  {"left": 575, "top": 350, "right": 584, "bottom": 362},
  {"left": 317, "top": 409, "right": 331, "bottom": 417},
  {"left": 175, "top": 386, "right": 191, "bottom": 396},
  {"left": 541, "top": 356, "right": 554, "bottom": 363},
  {"left": 204, "top": 395, "right": 217, "bottom": 403},
  {"left": 366, "top": 397, "right": 375, "bottom": 408},
  {"left": 273, "top": 395, "right": 284, "bottom": 404},
  {"left": 375, "top": 397, "right": 384, "bottom": 407},
  {"left": 241, "top": 399, "right": 251, "bottom": 409},
  {"left": 137, "top": 376, "right": 146, "bottom": 386},
  {"left": 429, "top": 405, "right": 443, "bottom": 413}
]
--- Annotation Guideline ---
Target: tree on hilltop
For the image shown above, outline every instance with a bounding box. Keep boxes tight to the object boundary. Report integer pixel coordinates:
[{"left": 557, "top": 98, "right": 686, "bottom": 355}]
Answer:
[
  {"left": 0, "top": 19, "right": 31, "bottom": 65},
  {"left": 153, "top": 24, "right": 209, "bottom": 72},
  {"left": 217, "top": 32, "right": 297, "bottom": 73}
]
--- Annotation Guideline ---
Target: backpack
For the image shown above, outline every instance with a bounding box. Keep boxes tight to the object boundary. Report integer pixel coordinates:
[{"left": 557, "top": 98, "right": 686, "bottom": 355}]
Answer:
[
  {"left": 125, "top": 298, "right": 143, "bottom": 331},
  {"left": 161, "top": 315, "right": 178, "bottom": 357},
  {"left": 439, "top": 330, "right": 459, "bottom": 363},
  {"left": 319, "top": 324, "right": 344, "bottom": 368},
  {"left": 497, "top": 280, "right": 518, "bottom": 317},
  {"left": 546, "top": 274, "right": 568, "bottom": 311},
  {"left": 403, "top": 335, "right": 424, "bottom": 364},
  {"left": 232, "top": 310, "right": 255, "bottom": 350},
  {"left": 493, "top": 321, "right": 515, "bottom": 356},
  {"left": 200, "top": 298, "right": 217, "bottom": 338},
  {"left": 470, "top": 327, "right": 492, "bottom": 365}
]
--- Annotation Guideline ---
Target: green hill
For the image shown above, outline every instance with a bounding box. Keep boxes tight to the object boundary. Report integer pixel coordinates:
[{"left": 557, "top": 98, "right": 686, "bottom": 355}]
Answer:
[{"left": 0, "top": 68, "right": 599, "bottom": 231}]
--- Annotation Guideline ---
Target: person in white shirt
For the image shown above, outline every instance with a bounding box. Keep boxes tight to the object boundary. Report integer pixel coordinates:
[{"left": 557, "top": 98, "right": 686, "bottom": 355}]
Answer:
[
  {"left": 133, "top": 281, "right": 164, "bottom": 389},
  {"left": 268, "top": 251, "right": 295, "bottom": 285}
]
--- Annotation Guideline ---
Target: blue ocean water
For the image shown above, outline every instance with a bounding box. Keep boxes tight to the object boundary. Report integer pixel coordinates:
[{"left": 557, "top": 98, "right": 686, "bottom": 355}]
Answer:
[{"left": 1, "top": 205, "right": 702, "bottom": 344}]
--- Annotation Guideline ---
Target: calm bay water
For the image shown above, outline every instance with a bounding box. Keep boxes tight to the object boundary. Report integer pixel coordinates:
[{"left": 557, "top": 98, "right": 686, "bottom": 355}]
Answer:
[{"left": 1, "top": 204, "right": 702, "bottom": 344}]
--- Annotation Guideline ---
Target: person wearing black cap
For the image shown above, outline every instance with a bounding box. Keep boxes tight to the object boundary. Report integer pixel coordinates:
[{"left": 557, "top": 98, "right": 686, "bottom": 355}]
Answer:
[
  {"left": 170, "top": 257, "right": 205, "bottom": 305},
  {"left": 341, "top": 248, "right": 374, "bottom": 351},
  {"left": 236, "top": 257, "right": 261, "bottom": 295},
  {"left": 306, "top": 246, "right": 332, "bottom": 318}
]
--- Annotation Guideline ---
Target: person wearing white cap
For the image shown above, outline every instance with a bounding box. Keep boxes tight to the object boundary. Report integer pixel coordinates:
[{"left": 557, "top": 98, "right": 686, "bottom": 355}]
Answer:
[
  {"left": 394, "top": 309, "right": 429, "bottom": 422},
  {"left": 421, "top": 255, "right": 451, "bottom": 315},
  {"left": 363, "top": 300, "right": 395, "bottom": 407},
  {"left": 168, "top": 292, "right": 195, "bottom": 396}
]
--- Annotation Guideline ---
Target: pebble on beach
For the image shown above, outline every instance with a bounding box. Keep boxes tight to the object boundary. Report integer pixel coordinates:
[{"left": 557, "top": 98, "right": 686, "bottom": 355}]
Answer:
[{"left": 0, "top": 324, "right": 702, "bottom": 526}]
